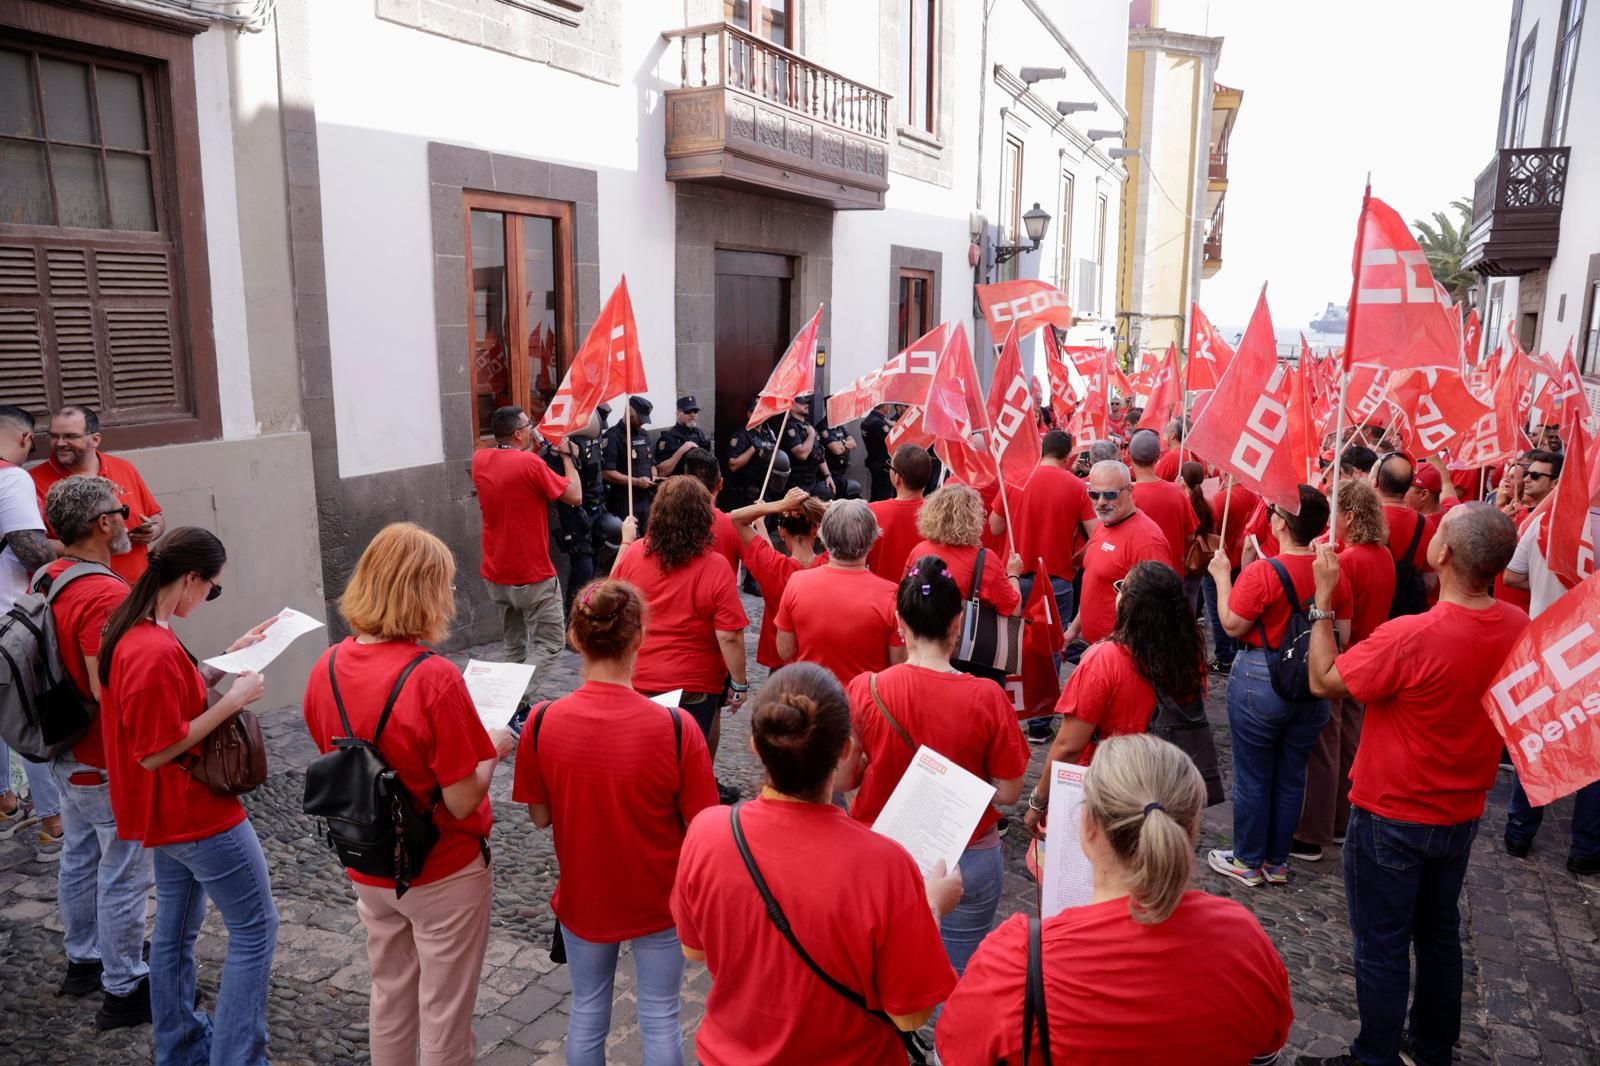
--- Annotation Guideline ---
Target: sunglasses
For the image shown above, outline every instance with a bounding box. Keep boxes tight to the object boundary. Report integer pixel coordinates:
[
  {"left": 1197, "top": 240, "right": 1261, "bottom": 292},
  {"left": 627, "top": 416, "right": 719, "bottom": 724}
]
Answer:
[
  {"left": 202, "top": 577, "right": 223, "bottom": 603},
  {"left": 1086, "top": 488, "right": 1126, "bottom": 502},
  {"left": 98, "top": 505, "right": 130, "bottom": 521},
  {"left": 1524, "top": 471, "right": 1555, "bottom": 483}
]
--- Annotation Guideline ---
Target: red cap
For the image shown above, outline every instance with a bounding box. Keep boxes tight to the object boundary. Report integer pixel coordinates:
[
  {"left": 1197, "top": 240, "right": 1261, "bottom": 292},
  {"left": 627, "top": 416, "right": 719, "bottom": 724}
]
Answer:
[{"left": 1413, "top": 463, "right": 1442, "bottom": 494}]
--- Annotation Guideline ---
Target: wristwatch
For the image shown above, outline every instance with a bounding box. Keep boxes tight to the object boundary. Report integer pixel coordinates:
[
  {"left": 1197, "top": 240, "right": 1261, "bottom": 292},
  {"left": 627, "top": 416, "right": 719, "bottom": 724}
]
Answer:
[{"left": 1307, "top": 606, "right": 1337, "bottom": 622}]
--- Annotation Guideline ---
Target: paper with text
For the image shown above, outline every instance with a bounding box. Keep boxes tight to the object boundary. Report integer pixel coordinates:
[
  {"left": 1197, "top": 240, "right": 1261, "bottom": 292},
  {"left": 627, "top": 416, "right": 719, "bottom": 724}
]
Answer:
[
  {"left": 1040, "top": 761, "right": 1095, "bottom": 917},
  {"left": 202, "top": 608, "right": 324, "bottom": 675},
  {"left": 871, "top": 746, "right": 997, "bottom": 875},
  {"left": 462, "top": 660, "right": 535, "bottom": 733},
  {"left": 651, "top": 690, "right": 684, "bottom": 709}
]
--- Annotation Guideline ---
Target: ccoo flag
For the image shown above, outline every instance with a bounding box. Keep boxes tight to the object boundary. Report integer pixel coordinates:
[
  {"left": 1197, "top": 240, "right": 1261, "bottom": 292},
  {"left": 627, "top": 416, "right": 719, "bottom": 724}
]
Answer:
[
  {"left": 1344, "top": 187, "right": 1462, "bottom": 373},
  {"left": 540, "top": 276, "right": 645, "bottom": 443},
  {"left": 748, "top": 305, "right": 824, "bottom": 429}
]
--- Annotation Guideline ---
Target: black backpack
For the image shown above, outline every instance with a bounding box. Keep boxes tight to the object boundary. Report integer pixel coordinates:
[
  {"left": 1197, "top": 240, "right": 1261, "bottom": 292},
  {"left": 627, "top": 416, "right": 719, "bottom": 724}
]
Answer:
[
  {"left": 302, "top": 647, "right": 440, "bottom": 897},
  {"left": 1252, "top": 558, "right": 1319, "bottom": 704},
  {"left": 1389, "top": 517, "right": 1428, "bottom": 618},
  {"left": 1148, "top": 689, "right": 1226, "bottom": 806}
]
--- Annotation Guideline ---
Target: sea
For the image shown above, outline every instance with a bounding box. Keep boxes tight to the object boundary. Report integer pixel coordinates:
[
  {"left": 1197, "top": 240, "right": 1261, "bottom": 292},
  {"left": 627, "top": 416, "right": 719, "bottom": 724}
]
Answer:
[{"left": 1212, "top": 325, "right": 1346, "bottom": 360}]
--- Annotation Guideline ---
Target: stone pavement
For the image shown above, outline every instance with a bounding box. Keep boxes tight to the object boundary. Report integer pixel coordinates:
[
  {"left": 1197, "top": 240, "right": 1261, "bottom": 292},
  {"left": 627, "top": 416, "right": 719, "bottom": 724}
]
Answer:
[{"left": 1, "top": 591, "right": 1597, "bottom": 1064}]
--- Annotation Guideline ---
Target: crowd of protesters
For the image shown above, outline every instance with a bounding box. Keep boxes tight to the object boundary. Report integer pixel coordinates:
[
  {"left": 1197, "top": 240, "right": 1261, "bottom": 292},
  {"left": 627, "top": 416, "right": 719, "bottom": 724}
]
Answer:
[{"left": 1, "top": 386, "right": 1596, "bottom": 1066}]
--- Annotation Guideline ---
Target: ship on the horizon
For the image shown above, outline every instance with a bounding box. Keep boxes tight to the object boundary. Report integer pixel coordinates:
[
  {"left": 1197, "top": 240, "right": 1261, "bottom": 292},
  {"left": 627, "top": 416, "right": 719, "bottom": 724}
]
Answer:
[{"left": 1310, "top": 302, "right": 1347, "bottom": 335}]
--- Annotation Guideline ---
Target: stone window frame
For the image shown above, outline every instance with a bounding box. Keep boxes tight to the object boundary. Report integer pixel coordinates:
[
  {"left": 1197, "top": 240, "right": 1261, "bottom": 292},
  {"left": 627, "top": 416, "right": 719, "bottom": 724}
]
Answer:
[
  {"left": 887, "top": 245, "right": 941, "bottom": 356},
  {"left": 880, "top": 0, "right": 956, "bottom": 187},
  {"left": 375, "top": 0, "right": 622, "bottom": 84}
]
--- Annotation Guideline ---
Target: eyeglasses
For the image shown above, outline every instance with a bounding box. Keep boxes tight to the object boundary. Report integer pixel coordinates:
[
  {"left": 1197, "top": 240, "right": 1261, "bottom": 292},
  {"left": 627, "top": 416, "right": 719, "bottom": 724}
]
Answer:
[
  {"left": 98, "top": 505, "right": 130, "bottom": 521},
  {"left": 1524, "top": 471, "right": 1556, "bottom": 483},
  {"left": 204, "top": 578, "right": 223, "bottom": 603},
  {"left": 1086, "top": 488, "right": 1126, "bottom": 501}
]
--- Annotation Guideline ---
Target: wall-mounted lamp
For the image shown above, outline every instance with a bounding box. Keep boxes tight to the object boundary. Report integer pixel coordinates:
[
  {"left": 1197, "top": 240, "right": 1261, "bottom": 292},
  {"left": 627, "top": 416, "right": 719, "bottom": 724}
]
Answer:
[
  {"left": 1108, "top": 147, "right": 1140, "bottom": 159},
  {"left": 994, "top": 203, "right": 1051, "bottom": 265},
  {"left": 1056, "top": 101, "right": 1098, "bottom": 115},
  {"left": 1087, "top": 129, "right": 1124, "bottom": 141},
  {"left": 1019, "top": 66, "right": 1067, "bottom": 84}
]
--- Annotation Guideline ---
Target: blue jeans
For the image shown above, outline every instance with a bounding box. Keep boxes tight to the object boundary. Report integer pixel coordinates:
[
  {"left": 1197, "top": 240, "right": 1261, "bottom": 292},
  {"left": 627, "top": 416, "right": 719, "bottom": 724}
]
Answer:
[
  {"left": 152, "top": 819, "right": 278, "bottom": 1066},
  {"left": 1202, "top": 571, "right": 1238, "bottom": 667},
  {"left": 48, "top": 757, "right": 153, "bottom": 995},
  {"left": 1225, "top": 649, "right": 1329, "bottom": 867},
  {"left": 3, "top": 744, "right": 62, "bottom": 819},
  {"left": 561, "top": 924, "right": 685, "bottom": 1066},
  {"left": 1343, "top": 807, "right": 1478, "bottom": 1066},
  {"left": 1505, "top": 774, "right": 1600, "bottom": 862},
  {"left": 940, "top": 843, "right": 1004, "bottom": 974},
  {"left": 1019, "top": 575, "right": 1073, "bottom": 728}
]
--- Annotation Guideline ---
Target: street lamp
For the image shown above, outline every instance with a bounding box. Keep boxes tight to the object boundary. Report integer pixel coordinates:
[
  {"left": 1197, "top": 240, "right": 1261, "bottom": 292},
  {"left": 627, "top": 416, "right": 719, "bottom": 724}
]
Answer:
[
  {"left": 1056, "top": 101, "right": 1098, "bottom": 115},
  {"left": 1087, "top": 129, "right": 1123, "bottom": 141},
  {"left": 1019, "top": 66, "right": 1067, "bottom": 84},
  {"left": 1108, "top": 147, "right": 1139, "bottom": 159},
  {"left": 994, "top": 203, "right": 1052, "bottom": 265}
]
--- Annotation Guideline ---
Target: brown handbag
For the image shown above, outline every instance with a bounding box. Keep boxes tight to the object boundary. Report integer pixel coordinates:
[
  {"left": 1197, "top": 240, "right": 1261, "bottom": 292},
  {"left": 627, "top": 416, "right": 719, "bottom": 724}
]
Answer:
[{"left": 180, "top": 708, "right": 268, "bottom": 796}]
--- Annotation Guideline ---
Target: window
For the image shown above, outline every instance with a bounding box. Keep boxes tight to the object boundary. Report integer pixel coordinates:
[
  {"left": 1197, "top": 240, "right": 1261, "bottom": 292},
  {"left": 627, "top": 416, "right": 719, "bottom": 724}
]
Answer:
[
  {"left": 899, "top": 0, "right": 937, "bottom": 133},
  {"left": 1056, "top": 169, "right": 1075, "bottom": 293},
  {"left": 462, "top": 193, "right": 574, "bottom": 444},
  {"left": 998, "top": 133, "right": 1023, "bottom": 281},
  {"left": 724, "top": 0, "right": 794, "bottom": 47},
  {"left": 1507, "top": 32, "right": 1538, "bottom": 147},
  {"left": 1551, "top": 0, "right": 1584, "bottom": 145},
  {"left": 1092, "top": 193, "right": 1109, "bottom": 314},
  {"left": 895, "top": 267, "right": 934, "bottom": 351},
  {"left": 0, "top": 18, "right": 218, "bottom": 448},
  {"left": 1583, "top": 279, "right": 1600, "bottom": 375},
  {"left": 1483, "top": 281, "right": 1505, "bottom": 358}
]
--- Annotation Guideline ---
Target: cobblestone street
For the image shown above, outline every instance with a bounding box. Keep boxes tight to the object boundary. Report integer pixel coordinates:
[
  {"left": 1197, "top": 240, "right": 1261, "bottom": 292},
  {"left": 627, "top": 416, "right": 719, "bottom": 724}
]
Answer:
[{"left": 1, "top": 592, "right": 1597, "bottom": 1065}]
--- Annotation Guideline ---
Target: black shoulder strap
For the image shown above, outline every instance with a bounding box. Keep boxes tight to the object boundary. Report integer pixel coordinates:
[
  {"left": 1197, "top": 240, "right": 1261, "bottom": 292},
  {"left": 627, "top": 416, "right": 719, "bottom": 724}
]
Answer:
[
  {"left": 1402, "top": 514, "right": 1425, "bottom": 565},
  {"left": 325, "top": 645, "right": 434, "bottom": 743},
  {"left": 1022, "top": 916, "right": 1053, "bottom": 1066},
  {"left": 671, "top": 705, "right": 682, "bottom": 762},
  {"left": 530, "top": 700, "right": 555, "bottom": 750},
  {"left": 968, "top": 548, "right": 987, "bottom": 600},
  {"left": 1251, "top": 558, "right": 1302, "bottom": 653}
]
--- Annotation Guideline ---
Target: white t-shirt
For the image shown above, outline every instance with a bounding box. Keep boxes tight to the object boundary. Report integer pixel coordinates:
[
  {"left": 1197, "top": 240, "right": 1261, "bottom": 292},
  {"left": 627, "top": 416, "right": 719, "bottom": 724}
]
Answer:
[
  {"left": 1507, "top": 508, "right": 1600, "bottom": 618},
  {"left": 0, "top": 464, "right": 45, "bottom": 613}
]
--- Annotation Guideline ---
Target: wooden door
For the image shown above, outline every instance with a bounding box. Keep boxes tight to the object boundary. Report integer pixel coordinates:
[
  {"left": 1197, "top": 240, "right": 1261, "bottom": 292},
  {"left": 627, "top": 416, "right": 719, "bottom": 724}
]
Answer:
[{"left": 714, "top": 250, "right": 793, "bottom": 450}]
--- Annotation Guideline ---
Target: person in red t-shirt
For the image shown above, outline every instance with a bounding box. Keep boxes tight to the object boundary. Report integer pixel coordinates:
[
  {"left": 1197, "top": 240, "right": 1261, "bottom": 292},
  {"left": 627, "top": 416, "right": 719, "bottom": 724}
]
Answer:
[
  {"left": 612, "top": 477, "right": 749, "bottom": 767},
  {"left": 1129, "top": 429, "right": 1197, "bottom": 573},
  {"left": 38, "top": 475, "right": 149, "bottom": 1016},
  {"left": 1294, "top": 478, "right": 1394, "bottom": 860},
  {"left": 1009, "top": 429, "right": 1096, "bottom": 621},
  {"left": 1152, "top": 416, "right": 1187, "bottom": 482},
  {"left": 776, "top": 500, "right": 906, "bottom": 684},
  {"left": 671, "top": 663, "right": 962, "bottom": 1065},
  {"left": 1373, "top": 451, "right": 1436, "bottom": 611},
  {"left": 1068, "top": 461, "right": 1169, "bottom": 649},
  {"left": 514, "top": 580, "right": 717, "bottom": 1066},
  {"left": 30, "top": 405, "right": 165, "bottom": 584},
  {"left": 471, "top": 405, "right": 580, "bottom": 705},
  {"left": 302, "top": 522, "right": 513, "bottom": 1065},
  {"left": 1205, "top": 477, "right": 1259, "bottom": 670},
  {"left": 846, "top": 557, "right": 1028, "bottom": 977},
  {"left": 1299, "top": 504, "right": 1529, "bottom": 1066},
  {"left": 97, "top": 526, "right": 277, "bottom": 1063},
  {"left": 679, "top": 447, "right": 743, "bottom": 576},
  {"left": 938, "top": 734, "right": 1292, "bottom": 1066},
  {"left": 865, "top": 444, "right": 930, "bottom": 582},
  {"left": 730, "top": 488, "right": 828, "bottom": 669},
  {"left": 1207, "top": 485, "right": 1351, "bottom": 888}
]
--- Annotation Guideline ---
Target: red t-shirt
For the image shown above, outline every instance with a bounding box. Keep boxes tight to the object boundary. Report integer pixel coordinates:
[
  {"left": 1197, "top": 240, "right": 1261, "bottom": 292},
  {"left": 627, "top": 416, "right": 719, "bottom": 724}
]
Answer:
[
  {"left": 936, "top": 894, "right": 1292, "bottom": 1066},
  {"left": 845, "top": 665, "right": 1029, "bottom": 842},
  {"left": 775, "top": 565, "right": 902, "bottom": 685},
  {"left": 905, "top": 540, "right": 1021, "bottom": 616},
  {"left": 1077, "top": 511, "right": 1169, "bottom": 644},
  {"left": 101, "top": 622, "right": 246, "bottom": 847},
  {"left": 1338, "top": 542, "right": 1396, "bottom": 646},
  {"left": 1338, "top": 600, "right": 1529, "bottom": 824},
  {"left": 1054, "top": 641, "right": 1167, "bottom": 764},
  {"left": 710, "top": 509, "right": 742, "bottom": 577},
  {"left": 1494, "top": 509, "right": 1534, "bottom": 610},
  {"left": 1014, "top": 464, "right": 1095, "bottom": 580},
  {"left": 1230, "top": 552, "right": 1352, "bottom": 649},
  {"left": 1384, "top": 504, "right": 1434, "bottom": 574},
  {"left": 739, "top": 535, "right": 826, "bottom": 669},
  {"left": 513, "top": 680, "right": 717, "bottom": 942},
  {"left": 1210, "top": 483, "right": 1259, "bottom": 569},
  {"left": 671, "top": 798, "right": 957, "bottom": 1065},
  {"left": 470, "top": 446, "right": 568, "bottom": 585},
  {"left": 31, "top": 453, "right": 161, "bottom": 584},
  {"left": 302, "top": 638, "right": 498, "bottom": 888},
  {"left": 866, "top": 496, "right": 924, "bottom": 583},
  {"left": 1131, "top": 480, "right": 1197, "bottom": 572},
  {"left": 611, "top": 541, "right": 748, "bottom": 693},
  {"left": 1154, "top": 448, "right": 1182, "bottom": 482},
  {"left": 42, "top": 558, "right": 128, "bottom": 768}
]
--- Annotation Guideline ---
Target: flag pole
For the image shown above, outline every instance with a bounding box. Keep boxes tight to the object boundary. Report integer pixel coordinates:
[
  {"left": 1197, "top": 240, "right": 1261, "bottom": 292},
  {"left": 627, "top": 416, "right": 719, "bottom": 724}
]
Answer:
[
  {"left": 756, "top": 408, "right": 791, "bottom": 503},
  {"left": 1219, "top": 475, "right": 1236, "bottom": 547},
  {"left": 1330, "top": 179, "right": 1372, "bottom": 540},
  {"left": 625, "top": 394, "right": 634, "bottom": 518},
  {"left": 971, "top": 335, "right": 1019, "bottom": 557}
]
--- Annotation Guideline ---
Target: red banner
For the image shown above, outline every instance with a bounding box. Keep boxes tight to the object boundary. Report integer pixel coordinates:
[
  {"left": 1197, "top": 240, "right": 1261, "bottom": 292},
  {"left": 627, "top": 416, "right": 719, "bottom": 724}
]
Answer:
[
  {"left": 827, "top": 323, "right": 948, "bottom": 425},
  {"left": 1041, "top": 329, "right": 1076, "bottom": 425},
  {"left": 748, "top": 305, "right": 824, "bottom": 429},
  {"left": 1345, "top": 189, "right": 1463, "bottom": 373},
  {"left": 1453, "top": 357, "right": 1531, "bottom": 470},
  {"left": 987, "top": 328, "right": 1041, "bottom": 492},
  {"left": 1484, "top": 570, "right": 1600, "bottom": 805},
  {"left": 540, "top": 276, "right": 645, "bottom": 443},
  {"left": 1462, "top": 308, "right": 1482, "bottom": 366},
  {"left": 1187, "top": 305, "right": 1234, "bottom": 392},
  {"left": 1540, "top": 409, "right": 1596, "bottom": 590},
  {"left": 1388, "top": 369, "right": 1493, "bottom": 459},
  {"left": 976, "top": 280, "right": 1073, "bottom": 341},
  {"left": 1136, "top": 344, "right": 1182, "bottom": 432}
]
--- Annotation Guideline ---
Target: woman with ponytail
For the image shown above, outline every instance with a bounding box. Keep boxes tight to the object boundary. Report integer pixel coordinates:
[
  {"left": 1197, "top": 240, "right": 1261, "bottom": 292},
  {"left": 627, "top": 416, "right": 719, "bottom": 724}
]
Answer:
[
  {"left": 98, "top": 526, "right": 280, "bottom": 1065},
  {"left": 514, "top": 579, "right": 717, "bottom": 1066},
  {"left": 937, "top": 734, "right": 1292, "bottom": 1065},
  {"left": 671, "top": 663, "right": 963, "bottom": 1065},
  {"left": 844, "top": 556, "right": 1028, "bottom": 979}
]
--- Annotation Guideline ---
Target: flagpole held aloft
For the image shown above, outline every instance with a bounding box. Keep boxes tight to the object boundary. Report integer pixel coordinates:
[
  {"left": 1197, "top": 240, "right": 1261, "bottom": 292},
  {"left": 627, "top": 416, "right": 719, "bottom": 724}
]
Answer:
[
  {"left": 624, "top": 394, "right": 634, "bottom": 518},
  {"left": 757, "top": 408, "right": 792, "bottom": 503}
]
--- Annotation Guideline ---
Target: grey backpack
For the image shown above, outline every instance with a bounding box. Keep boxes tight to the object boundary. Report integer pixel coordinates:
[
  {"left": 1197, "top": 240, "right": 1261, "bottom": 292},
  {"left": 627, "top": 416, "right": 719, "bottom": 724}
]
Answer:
[{"left": 0, "top": 562, "right": 117, "bottom": 761}]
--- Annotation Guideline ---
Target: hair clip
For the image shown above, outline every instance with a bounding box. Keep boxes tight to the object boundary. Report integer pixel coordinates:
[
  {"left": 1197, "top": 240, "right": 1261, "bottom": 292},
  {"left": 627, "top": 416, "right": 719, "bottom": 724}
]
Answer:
[
  {"left": 1142, "top": 801, "right": 1165, "bottom": 817},
  {"left": 919, "top": 583, "right": 932, "bottom": 596}
]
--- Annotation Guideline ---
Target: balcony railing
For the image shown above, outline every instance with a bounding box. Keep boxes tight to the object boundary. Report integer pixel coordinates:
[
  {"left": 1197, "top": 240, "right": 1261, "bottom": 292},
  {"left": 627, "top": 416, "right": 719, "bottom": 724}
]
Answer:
[
  {"left": 661, "top": 23, "right": 892, "bottom": 210},
  {"left": 1464, "top": 147, "right": 1569, "bottom": 276},
  {"left": 1208, "top": 150, "right": 1228, "bottom": 182}
]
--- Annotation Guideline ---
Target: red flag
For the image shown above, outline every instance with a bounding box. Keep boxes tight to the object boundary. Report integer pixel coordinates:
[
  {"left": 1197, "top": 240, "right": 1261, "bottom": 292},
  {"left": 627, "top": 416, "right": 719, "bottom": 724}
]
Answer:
[
  {"left": 1462, "top": 309, "right": 1483, "bottom": 366},
  {"left": 976, "top": 280, "right": 1073, "bottom": 341},
  {"left": 540, "top": 277, "right": 644, "bottom": 443},
  {"left": 1018, "top": 558, "right": 1066, "bottom": 717},
  {"left": 1185, "top": 290, "right": 1306, "bottom": 512},
  {"left": 1483, "top": 570, "right": 1599, "bottom": 805},
  {"left": 1288, "top": 355, "right": 1320, "bottom": 483},
  {"left": 1187, "top": 305, "right": 1234, "bottom": 391},
  {"left": 748, "top": 305, "right": 824, "bottom": 429},
  {"left": 1540, "top": 409, "right": 1596, "bottom": 590},
  {"left": 887, "top": 405, "right": 932, "bottom": 450},
  {"left": 924, "top": 326, "right": 998, "bottom": 489},
  {"left": 1454, "top": 356, "right": 1532, "bottom": 469},
  {"left": 1136, "top": 344, "right": 1182, "bottom": 432},
  {"left": 1041, "top": 329, "right": 1076, "bottom": 425},
  {"left": 1552, "top": 340, "right": 1587, "bottom": 423},
  {"left": 1345, "top": 190, "right": 1462, "bottom": 372},
  {"left": 987, "top": 328, "right": 1041, "bottom": 492},
  {"left": 827, "top": 323, "right": 948, "bottom": 425},
  {"left": 1343, "top": 365, "right": 1393, "bottom": 426},
  {"left": 1388, "top": 369, "right": 1493, "bottom": 458}
]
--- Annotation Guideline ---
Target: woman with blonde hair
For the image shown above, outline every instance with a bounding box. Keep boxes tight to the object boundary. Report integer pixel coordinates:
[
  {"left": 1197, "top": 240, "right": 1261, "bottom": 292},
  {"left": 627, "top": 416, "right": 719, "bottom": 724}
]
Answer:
[
  {"left": 302, "top": 522, "right": 514, "bottom": 1065},
  {"left": 905, "top": 484, "right": 1023, "bottom": 683},
  {"left": 937, "top": 734, "right": 1293, "bottom": 1065}
]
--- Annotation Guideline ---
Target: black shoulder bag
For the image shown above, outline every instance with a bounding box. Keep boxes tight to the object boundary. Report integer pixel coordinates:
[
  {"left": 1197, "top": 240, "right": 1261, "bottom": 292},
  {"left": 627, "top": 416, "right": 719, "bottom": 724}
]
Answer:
[
  {"left": 1148, "top": 688, "right": 1225, "bottom": 806},
  {"left": 729, "top": 803, "right": 928, "bottom": 1064},
  {"left": 1389, "top": 517, "right": 1428, "bottom": 619},
  {"left": 1020, "top": 915, "right": 1053, "bottom": 1066},
  {"left": 953, "top": 548, "right": 1024, "bottom": 676},
  {"left": 1251, "top": 558, "right": 1319, "bottom": 704}
]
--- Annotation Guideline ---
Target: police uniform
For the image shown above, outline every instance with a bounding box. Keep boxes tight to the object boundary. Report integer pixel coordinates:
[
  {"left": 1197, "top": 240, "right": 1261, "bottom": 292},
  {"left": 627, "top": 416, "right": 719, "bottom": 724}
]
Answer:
[
  {"left": 541, "top": 431, "right": 617, "bottom": 610},
  {"left": 782, "top": 414, "right": 827, "bottom": 495},
  {"left": 820, "top": 422, "right": 861, "bottom": 500},
  {"left": 862, "top": 408, "right": 893, "bottom": 501},
  {"left": 602, "top": 398, "right": 655, "bottom": 529},
  {"left": 655, "top": 395, "right": 712, "bottom": 469}
]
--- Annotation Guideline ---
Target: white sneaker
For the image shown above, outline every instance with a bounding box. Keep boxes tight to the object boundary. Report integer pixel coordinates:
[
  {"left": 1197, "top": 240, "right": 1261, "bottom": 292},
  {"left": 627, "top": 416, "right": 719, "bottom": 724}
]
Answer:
[
  {"left": 0, "top": 799, "right": 39, "bottom": 841},
  {"left": 34, "top": 826, "right": 64, "bottom": 863}
]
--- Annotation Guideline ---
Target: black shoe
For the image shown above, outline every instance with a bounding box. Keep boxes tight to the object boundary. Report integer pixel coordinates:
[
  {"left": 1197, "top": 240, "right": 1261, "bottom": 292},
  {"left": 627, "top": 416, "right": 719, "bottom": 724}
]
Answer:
[
  {"left": 996, "top": 816, "right": 1011, "bottom": 838},
  {"left": 716, "top": 780, "right": 740, "bottom": 806},
  {"left": 1289, "top": 838, "right": 1324, "bottom": 862},
  {"left": 1504, "top": 835, "right": 1531, "bottom": 859},
  {"left": 1207, "top": 659, "right": 1233, "bottom": 676},
  {"left": 1568, "top": 855, "right": 1600, "bottom": 876},
  {"left": 96, "top": 976, "right": 151, "bottom": 1030},
  {"left": 58, "top": 959, "right": 103, "bottom": 997},
  {"left": 1026, "top": 724, "right": 1054, "bottom": 746}
]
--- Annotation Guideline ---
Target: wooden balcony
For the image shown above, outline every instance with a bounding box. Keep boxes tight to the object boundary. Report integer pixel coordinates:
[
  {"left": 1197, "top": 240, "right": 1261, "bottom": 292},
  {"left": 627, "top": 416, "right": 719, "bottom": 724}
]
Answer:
[
  {"left": 1208, "top": 150, "right": 1228, "bottom": 183},
  {"left": 1202, "top": 205, "right": 1223, "bottom": 278},
  {"left": 661, "top": 23, "right": 891, "bottom": 211},
  {"left": 1464, "top": 147, "right": 1569, "bottom": 276}
]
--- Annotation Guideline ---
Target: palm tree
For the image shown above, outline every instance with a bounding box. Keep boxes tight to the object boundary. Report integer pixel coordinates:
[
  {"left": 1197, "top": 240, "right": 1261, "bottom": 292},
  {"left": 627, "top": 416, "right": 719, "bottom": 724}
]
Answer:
[{"left": 1413, "top": 199, "right": 1476, "bottom": 303}]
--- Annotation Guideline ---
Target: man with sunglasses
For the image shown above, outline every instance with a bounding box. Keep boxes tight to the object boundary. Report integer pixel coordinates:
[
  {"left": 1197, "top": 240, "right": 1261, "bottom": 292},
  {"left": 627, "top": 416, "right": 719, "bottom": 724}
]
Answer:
[
  {"left": 28, "top": 406, "right": 164, "bottom": 584},
  {"left": 1065, "top": 460, "right": 1169, "bottom": 651}
]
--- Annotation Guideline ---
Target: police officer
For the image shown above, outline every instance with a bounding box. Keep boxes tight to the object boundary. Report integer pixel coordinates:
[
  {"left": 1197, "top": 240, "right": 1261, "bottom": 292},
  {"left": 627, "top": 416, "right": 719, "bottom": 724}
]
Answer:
[
  {"left": 602, "top": 395, "right": 655, "bottom": 531},
  {"left": 654, "top": 394, "right": 712, "bottom": 476},
  {"left": 862, "top": 402, "right": 895, "bottom": 501},
  {"left": 820, "top": 414, "right": 861, "bottom": 500},
  {"left": 723, "top": 398, "right": 785, "bottom": 509},
  {"left": 541, "top": 406, "right": 620, "bottom": 614},
  {"left": 781, "top": 393, "right": 833, "bottom": 498}
]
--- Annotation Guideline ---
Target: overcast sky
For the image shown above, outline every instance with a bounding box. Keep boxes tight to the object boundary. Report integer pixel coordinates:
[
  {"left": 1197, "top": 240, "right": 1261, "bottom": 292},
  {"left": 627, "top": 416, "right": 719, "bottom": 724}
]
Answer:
[{"left": 1156, "top": 0, "right": 1512, "bottom": 332}]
